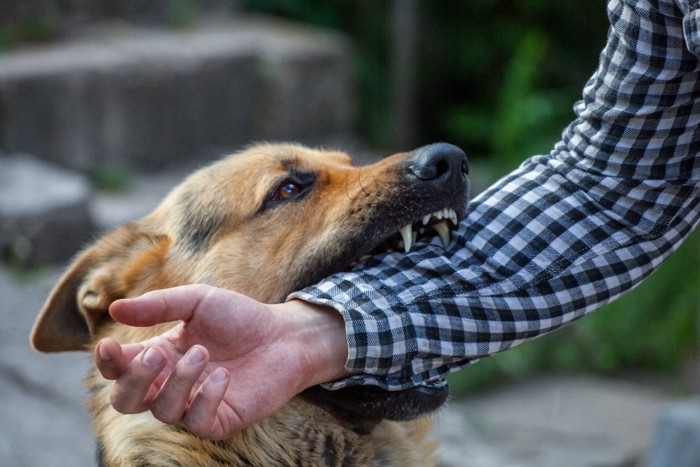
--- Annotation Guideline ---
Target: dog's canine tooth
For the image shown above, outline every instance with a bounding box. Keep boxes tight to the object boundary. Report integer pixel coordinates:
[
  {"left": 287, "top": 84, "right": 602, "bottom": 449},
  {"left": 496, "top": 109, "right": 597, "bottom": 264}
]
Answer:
[
  {"left": 433, "top": 221, "right": 451, "bottom": 247},
  {"left": 400, "top": 224, "right": 413, "bottom": 252},
  {"left": 449, "top": 208, "right": 458, "bottom": 226}
]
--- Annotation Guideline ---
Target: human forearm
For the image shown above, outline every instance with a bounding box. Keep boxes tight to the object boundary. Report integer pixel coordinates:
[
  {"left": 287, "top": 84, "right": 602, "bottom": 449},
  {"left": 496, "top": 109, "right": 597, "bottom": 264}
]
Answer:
[{"left": 292, "top": 0, "right": 700, "bottom": 391}]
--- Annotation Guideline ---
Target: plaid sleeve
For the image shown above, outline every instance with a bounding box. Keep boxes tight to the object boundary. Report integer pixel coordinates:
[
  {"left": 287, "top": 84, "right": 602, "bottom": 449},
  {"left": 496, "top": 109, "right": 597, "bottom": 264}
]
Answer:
[{"left": 290, "top": 0, "right": 700, "bottom": 391}]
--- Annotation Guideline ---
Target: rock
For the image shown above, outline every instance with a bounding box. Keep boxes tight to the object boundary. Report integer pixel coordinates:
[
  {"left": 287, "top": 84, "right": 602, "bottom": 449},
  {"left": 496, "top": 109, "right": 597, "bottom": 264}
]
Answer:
[
  {"left": 0, "top": 266, "right": 94, "bottom": 466},
  {"left": 0, "top": 0, "right": 240, "bottom": 29},
  {"left": 648, "top": 398, "right": 700, "bottom": 467},
  {"left": 0, "top": 154, "right": 95, "bottom": 265},
  {"left": 0, "top": 19, "right": 355, "bottom": 172},
  {"left": 435, "top": 375, "right": 665, "bottom": 467}
]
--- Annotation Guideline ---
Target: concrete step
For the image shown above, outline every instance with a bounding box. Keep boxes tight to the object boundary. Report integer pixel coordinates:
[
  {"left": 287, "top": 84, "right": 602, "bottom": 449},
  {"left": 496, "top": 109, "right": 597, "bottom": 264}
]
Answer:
[
  {"left": 1, "top": 0, "right": 240, "bottom": 29},
  {"left": 435, "top": 375, "right": 669, "bottom": 467},
  {"left": 0, "top": 17, "right": 354, "bottom": 172},
  {"left": 0, "top": 154, "right": 95, "bottom": 264}
]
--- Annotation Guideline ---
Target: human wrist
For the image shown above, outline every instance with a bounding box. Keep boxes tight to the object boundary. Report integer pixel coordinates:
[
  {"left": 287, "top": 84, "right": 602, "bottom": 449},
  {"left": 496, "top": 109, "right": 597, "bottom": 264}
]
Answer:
[{"left": 269, "top": 299, "right": 350, "bottom": 389}]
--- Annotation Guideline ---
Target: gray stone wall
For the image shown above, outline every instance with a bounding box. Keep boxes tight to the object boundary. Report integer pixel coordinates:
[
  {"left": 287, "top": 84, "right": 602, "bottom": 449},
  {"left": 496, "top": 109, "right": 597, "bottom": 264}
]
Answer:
[
  {"left": 0, "top": 0, "right": 239, "bottom": 29},
  {"left": 0, "top": 19, "right": 355, "bottom": 171}
]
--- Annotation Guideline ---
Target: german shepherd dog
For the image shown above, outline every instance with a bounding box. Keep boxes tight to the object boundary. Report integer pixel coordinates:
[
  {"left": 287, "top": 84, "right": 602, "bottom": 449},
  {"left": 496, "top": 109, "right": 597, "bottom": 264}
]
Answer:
[{"left": 31, "top": 142, "right": 469, "bottom": 466}]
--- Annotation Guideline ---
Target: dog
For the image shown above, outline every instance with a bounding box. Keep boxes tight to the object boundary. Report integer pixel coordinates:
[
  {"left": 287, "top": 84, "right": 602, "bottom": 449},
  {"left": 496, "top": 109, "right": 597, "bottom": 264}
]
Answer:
[{"left": 31, "top": 142, "right": 469, "bottom": 466}]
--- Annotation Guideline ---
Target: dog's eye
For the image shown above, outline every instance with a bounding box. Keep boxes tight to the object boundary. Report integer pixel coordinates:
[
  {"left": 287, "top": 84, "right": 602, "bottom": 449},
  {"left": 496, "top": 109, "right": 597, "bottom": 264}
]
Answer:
[
  {"left": 273, "top": 181, "right": 302, "bottom": 201},
  {"left": 260, "top": 172, "right": 316, "bottom": 213}
]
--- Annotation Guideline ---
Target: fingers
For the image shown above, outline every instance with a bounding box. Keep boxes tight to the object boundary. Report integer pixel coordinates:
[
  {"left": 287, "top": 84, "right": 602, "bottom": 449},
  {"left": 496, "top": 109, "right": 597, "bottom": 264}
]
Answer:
[
  {"left": 105, "top": 342, "right": 227, "bottom": 434},
  {"left": 94, "top": 338, "right": 127, "bottom": 380},
  {"left": 109, "top": 346, "right": 168, "bottom": 414},
  {"left": 182, "top": 368, "right": 232, "bottom": 439},
  {"left": 95, "top": 338, "right": 148, "bottom": 380},
  {"left": 109, "top": 284, "right": 216, "bottom": 327},
  {"left": 150, "top": 346, "right": 210, "bottom": 425}
]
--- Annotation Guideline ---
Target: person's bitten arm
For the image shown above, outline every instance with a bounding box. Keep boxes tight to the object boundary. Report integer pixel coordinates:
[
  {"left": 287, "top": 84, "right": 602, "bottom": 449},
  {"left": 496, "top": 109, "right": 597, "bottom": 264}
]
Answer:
[{"left": 292, "top": 0, "right": 700, "bottom": 391}]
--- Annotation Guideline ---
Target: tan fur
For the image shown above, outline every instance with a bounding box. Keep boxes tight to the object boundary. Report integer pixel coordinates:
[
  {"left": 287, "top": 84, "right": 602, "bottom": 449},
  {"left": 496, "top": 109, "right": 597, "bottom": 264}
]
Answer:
[{"left": 31, "top": 143, "right": 456, "bottom": 466}]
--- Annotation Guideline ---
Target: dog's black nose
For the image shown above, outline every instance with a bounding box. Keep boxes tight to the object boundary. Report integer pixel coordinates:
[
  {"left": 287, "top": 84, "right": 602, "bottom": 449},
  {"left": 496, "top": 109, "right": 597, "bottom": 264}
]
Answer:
[{"left": 407, "top": 143, "right": 469, "bottom": 185}]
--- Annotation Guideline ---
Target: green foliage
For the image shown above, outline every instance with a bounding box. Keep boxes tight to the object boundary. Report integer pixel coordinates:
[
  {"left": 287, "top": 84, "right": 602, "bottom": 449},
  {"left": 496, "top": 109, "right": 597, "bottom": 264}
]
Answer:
[
  {"left": 168, "top": 0, "right": 198, "bottom": 29},
  {"left": 242, "top": 0, "right": 344, "bottom": 28},
  {"left": 88, "top": 163, "right": 133, "bottom": 192},
  {"left": 244, "top": 0, "right": 607, "bottom": 161},
  {"left": 420, "top": 0, "right": 607, "bottom": 173},
  {"left": 0, "top": 15, "right": 59, "bottom": 52},
  {"left": 17, "top": 16, "right": 58, "bottom": 42},
  {"left": 0, "top": 28, "right": 15, "bottom": 53}
]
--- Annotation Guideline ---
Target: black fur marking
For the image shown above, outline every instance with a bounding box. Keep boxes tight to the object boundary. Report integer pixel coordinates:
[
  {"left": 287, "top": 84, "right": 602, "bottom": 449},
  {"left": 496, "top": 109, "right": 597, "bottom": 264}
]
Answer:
[
  {"left": 177, "top": 191, "right": 227, "bottom": 251},
  {"left": 96, "top": 440, "right": 106, "bottom": 467},
  {"left": 322, "top": 434, "right": 339, "bottom": 465}
]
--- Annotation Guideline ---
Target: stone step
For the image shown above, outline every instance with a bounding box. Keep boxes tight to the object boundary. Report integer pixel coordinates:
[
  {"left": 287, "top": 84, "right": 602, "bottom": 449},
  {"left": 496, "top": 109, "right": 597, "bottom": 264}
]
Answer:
[
  {"left": 0, "top": 154, "right": 95, "bottom": 265},
  {"left": 649, "top": 398, "right": 700, "bottom": 467},
  {"left": 0, "top": 17, "right": 354, "bottom": 172},
  {"left": 1, "top": 0, "right": 240, "bottom": 30}
]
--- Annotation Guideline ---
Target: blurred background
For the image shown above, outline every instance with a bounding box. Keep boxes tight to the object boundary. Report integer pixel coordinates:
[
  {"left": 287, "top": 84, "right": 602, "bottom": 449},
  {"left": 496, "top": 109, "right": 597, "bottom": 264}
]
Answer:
[{"left": 1, "top": 1, "right": 699, "bottom": 466}]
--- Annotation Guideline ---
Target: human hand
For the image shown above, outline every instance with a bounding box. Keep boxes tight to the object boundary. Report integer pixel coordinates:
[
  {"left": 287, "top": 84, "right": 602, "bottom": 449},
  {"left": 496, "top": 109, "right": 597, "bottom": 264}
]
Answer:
[{"left": 94, "top": 284, "right": 349, "bottom": 440}]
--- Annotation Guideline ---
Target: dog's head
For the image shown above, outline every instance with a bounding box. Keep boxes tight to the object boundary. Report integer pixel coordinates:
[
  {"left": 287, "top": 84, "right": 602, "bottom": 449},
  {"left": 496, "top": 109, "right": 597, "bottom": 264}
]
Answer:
[{"left": 31, "top": 142, "right": 469, "bottom": 429}]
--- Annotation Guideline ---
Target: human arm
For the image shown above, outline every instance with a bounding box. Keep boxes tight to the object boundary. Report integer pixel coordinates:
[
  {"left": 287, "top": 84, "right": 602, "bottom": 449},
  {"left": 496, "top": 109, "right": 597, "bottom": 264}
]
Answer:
[
  {"left": 95, "top": 285, "right": 348, "bottom": 439},
  {"left": 291, "top": 0, "right": 700, "bottom": 391}
]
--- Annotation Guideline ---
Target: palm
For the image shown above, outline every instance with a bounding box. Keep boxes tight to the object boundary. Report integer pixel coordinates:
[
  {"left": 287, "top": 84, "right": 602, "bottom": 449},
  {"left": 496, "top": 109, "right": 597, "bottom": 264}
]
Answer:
[{"left": 162, "top": 311, "right": 304, "bottom": 436}]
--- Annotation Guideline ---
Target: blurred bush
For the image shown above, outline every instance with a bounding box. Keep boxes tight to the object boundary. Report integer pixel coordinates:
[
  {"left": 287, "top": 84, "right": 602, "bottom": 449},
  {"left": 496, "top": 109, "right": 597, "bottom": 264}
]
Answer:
[{"left": 243, "top": 0, "right": 608, "bottom": 165}]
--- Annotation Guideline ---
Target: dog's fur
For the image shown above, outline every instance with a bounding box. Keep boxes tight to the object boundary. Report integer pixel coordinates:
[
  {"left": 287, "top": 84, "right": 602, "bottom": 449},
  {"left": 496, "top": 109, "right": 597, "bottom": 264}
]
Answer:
[{"left": 31, "top": 143, "right": 469, "bottom": 466}]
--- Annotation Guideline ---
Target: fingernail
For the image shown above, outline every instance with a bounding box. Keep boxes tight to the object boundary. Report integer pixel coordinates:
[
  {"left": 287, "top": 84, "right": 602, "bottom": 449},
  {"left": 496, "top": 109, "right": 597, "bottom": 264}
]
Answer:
[
  {"left": 97, "top": 344, "right": 111, "bottom": 362},
  {"left": 185, "top": 346, "right": 206, "bottom": 365},
  {"left": 211, "top": 367, "right": 229, "bottom": 383},
  {"left": 143, "top": 348, "right": 165, "bottom": 367}
]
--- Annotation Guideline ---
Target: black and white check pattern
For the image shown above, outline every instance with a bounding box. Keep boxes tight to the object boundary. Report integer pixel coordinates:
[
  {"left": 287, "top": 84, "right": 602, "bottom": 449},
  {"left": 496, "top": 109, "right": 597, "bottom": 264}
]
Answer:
[{"left": 291, "top": 0, "right": 700, "bottom": 390}]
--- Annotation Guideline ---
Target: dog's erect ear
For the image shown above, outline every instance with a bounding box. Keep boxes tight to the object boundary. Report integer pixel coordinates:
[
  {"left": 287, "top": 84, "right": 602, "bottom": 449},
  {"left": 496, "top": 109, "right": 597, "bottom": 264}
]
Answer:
[{"left": 30, "top": 224, "right": 171, "bottom": 352}]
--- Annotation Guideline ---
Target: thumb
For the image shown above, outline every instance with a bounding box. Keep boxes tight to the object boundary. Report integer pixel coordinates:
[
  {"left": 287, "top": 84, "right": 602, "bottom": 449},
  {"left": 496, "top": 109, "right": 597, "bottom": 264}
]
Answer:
[{"left": 109, "top": 284, "right": 215, "bottom": 327}]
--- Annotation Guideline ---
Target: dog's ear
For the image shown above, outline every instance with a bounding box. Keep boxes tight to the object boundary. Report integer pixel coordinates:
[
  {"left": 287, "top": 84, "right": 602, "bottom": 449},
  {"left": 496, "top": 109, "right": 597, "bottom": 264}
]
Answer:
[{"left": 30, "top": 224, "right": 171, "bottom": 352}]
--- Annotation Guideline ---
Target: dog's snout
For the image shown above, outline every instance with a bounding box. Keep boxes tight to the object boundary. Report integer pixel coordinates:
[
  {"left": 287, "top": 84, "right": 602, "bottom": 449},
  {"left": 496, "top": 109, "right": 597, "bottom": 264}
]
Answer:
[{"left": 407, "top": 143, "right": 468, "bottom": 186}]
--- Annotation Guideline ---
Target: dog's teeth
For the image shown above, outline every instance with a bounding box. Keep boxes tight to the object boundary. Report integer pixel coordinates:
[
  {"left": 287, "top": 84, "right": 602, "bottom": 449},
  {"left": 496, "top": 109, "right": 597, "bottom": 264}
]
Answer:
[
  {"left": 433, "top": 221, "right": 451, "bottom": 248},
  {"left": 435, "top": 210, "right": 443, "bottom": 220},
  {"left": 422, "top": 214, "right": 431, "bottom": 225},
  {"left": 449, "top": 209, "right": 458, "bottom": 225},
  {"left": 400, "top": 224, "right": 413, "bottom": 253}
]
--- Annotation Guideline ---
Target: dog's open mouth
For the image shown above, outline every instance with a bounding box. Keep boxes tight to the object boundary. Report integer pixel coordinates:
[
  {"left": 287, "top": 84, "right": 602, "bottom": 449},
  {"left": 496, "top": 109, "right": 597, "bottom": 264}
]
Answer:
[
  {"left": 395, "top": 207, "right": 459, "bottom": 252},
  {"left": 306, "top": 205, "right": 463, "bottom": 433},
  {"left": 302, "top": 379, "right": 449, "bottom": 434},
  {"left": 347, "top": 206, "right": 462, "bottom": 271}
]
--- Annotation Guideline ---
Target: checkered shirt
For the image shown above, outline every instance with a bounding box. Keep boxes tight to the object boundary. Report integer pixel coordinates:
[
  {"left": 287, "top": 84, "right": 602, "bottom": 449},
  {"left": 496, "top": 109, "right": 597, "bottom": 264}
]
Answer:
[{"left": 290, "top": 0, "right": 700, "bottom": 391}]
